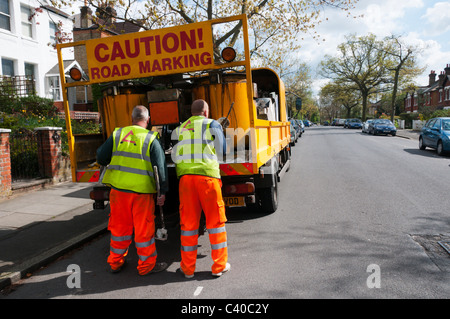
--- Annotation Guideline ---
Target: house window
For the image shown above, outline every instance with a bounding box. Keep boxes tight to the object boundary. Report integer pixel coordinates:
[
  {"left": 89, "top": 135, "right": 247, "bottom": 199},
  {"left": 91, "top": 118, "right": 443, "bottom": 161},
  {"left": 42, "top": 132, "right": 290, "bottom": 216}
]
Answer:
[
  {"left": 48, "top": 76, "right": 60, "bottom": 101},
  {"left": 439, "top": 89, "right": 443, "bottom": 102},
  {"left": 21, "top": 5, "right": 33, "bottom": 38},
  {"left": 0, "top": 0, "right": 11, "bottom": 31},
  {"left": 24, "top": 62, "right": 35, "bottom": 95},
  {"left": 1, "top": 58, "right": 14, "bottom": 76},
  {"left": 24, "top": 63, "right": 34, "bottom": 78},
  {"left": 49, "top": 21, "right": 57, "bottom": 45}
]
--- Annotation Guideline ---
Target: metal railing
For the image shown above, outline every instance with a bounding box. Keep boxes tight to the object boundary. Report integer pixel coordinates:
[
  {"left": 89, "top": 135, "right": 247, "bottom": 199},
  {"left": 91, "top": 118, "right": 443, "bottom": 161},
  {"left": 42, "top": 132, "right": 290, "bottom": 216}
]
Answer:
[
  {"left": 0, "top": 75, "right": 35, "bottom": 98},
  {"left": 9, "top": 129, "right": 42, "bottom": 182}
]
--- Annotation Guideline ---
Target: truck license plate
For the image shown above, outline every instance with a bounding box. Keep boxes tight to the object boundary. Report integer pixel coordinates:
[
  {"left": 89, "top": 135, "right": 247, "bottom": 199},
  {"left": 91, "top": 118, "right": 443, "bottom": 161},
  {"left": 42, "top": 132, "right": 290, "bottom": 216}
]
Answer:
[{"left": 224, "top": 196, "right": 245, "bottom": 207}]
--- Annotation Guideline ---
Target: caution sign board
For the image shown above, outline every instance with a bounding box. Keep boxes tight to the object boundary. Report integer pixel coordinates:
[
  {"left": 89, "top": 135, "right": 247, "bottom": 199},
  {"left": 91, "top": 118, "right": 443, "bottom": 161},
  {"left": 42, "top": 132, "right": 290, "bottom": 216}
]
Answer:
[{"left": 85, "top": 21, "right": 214, "bottom": 83}]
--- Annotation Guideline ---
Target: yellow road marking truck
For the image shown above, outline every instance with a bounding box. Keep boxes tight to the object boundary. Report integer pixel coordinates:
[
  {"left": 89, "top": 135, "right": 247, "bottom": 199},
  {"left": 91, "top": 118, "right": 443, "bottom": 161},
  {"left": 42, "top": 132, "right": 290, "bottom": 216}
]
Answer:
[{"left": 57, "top": 14, "right": 291, "bottom": 217}]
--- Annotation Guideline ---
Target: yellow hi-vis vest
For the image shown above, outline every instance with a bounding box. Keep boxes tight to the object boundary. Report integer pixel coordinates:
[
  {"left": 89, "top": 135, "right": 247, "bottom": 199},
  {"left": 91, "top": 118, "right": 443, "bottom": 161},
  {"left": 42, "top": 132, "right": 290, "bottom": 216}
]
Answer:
[
  {"left": 102, "top": 126, "right": 158, "bottom": 193},
  {"left": 174, "top": 116, "right": 220, "bottom": 179}
]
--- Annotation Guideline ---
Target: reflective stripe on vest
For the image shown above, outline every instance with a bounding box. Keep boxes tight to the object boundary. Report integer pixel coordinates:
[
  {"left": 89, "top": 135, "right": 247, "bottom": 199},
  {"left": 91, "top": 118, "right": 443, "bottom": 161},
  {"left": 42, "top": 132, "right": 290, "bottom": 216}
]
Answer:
[
  {"left": 102, "top": 126, "right": 158, "bottom": 193},
  {"left": 174, "top": 116, "right": 220, "bottom": 178}
]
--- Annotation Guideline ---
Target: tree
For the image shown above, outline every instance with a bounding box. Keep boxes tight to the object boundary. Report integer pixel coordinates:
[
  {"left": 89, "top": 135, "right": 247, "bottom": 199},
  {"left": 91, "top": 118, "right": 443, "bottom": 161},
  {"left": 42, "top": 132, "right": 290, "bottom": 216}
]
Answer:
[
  {"left": 51, "top": 0, "right": 360, "bottom": 66},
  {"left": 279, "top": 54, "right": 313, "bottom": 118},
  {"left": 320, "top": 81, "right": 360, "bottom": 118},
  {"left": 380, "top": 35, "right": 425, "bottom": 122},
  {"left": 318, "top": 91, "right": 341, "bottom": 121},
  {"left": 319, "top": 33, "right": 390, "bottom": 121}
]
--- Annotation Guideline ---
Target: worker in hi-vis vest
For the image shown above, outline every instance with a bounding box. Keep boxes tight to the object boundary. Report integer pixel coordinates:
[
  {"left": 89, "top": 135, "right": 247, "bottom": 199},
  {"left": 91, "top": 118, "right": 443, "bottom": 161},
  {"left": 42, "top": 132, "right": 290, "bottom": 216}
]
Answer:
[
  {"left": 173, "top": 99, "right": 229, "bottom": 278},
  {"left": 97, "top": 105, "right": 169, "bottom": 276}
]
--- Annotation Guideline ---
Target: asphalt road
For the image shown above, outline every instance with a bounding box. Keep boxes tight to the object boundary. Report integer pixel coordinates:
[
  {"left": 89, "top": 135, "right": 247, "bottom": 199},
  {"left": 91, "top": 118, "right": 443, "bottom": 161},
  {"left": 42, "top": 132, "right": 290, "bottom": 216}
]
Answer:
[{"left": 3, "top": 126, "right": 450, "bottom": 300}]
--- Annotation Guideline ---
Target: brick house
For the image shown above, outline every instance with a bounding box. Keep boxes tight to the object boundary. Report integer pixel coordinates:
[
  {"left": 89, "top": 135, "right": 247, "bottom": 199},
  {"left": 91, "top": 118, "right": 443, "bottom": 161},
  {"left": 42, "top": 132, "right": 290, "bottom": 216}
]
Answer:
[{"left": 404, "top": 64, "right": 450, "bottom": 113}]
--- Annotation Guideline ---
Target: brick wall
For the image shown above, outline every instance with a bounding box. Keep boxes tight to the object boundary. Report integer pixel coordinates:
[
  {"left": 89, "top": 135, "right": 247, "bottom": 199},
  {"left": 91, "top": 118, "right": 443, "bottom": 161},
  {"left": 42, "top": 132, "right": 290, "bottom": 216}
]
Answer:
[
  {"left": 35, "top": 127, "right": 70, "bottom": 182},
  {"left": 0, "top": 129, "right": 12, "bottom": 197},
  {"left": 0, "top": 127, "right": 72, "bottom": 198}
]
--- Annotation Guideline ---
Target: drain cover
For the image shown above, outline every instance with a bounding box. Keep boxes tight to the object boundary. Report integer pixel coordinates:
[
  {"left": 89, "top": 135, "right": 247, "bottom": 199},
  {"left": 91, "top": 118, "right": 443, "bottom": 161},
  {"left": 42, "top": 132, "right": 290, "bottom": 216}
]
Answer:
[{"left": 438, "top": 241, "right": 450, "bottom": 255}]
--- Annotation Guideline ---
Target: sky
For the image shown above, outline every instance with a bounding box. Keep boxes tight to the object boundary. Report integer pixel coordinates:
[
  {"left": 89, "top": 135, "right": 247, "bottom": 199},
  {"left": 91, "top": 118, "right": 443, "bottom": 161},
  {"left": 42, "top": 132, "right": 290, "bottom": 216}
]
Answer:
[{"left": 299, "top": 0, "right": 450, "bottom": 97}]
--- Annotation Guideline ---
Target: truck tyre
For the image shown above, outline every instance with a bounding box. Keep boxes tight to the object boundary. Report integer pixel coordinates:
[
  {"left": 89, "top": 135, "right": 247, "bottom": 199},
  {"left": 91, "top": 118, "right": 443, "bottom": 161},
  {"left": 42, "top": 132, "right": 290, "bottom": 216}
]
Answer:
[{"left": 257, "top": 176, "right": 278, "bottom": 214}]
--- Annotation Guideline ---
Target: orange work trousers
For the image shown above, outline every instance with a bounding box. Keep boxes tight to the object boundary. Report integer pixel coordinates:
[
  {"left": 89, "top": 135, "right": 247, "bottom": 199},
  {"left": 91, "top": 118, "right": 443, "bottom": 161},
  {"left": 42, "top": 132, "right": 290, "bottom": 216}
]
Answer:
[
  {"left": 179, "top": 175, "right": 228, "bottom": 276},
  {"left": 107, "top": 188, "right": 157, "bottom": 275}
]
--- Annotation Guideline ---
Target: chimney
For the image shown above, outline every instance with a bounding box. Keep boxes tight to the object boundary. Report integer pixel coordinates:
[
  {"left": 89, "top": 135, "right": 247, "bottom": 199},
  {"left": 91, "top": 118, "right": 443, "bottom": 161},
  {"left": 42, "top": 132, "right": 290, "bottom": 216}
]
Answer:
[
  {"left": 429, "top": 70, "right": 436, "bottom": 86},
  {"left": 96, "top": 4, "right": 117, "bottom": 25},
  {"left": 80, "top": 6, "right": 93, "bottom": 28},
  {"left": 445, "top": 64, "right": 450, "bottom": 76},
  {"left": 438, "top": 71, "right": 446, "bottom": 87}
]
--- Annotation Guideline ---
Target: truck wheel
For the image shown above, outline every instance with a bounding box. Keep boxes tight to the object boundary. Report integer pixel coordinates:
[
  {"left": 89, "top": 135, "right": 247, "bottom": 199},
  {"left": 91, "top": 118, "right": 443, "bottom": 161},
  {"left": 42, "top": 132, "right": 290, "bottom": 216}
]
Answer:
[{"left": 257, "top": 176, "right": 278, "bottom": 214}]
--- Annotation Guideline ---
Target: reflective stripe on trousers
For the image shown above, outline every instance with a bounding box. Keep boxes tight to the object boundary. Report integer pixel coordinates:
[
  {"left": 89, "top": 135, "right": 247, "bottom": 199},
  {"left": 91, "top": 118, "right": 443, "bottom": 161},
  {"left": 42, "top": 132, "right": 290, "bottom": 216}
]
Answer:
[
  {"left": 107, "top": 188, "right": 157, "bottom": 274},
  {"left": 179, "top": 175, "right": 228, "bottom": 276}
]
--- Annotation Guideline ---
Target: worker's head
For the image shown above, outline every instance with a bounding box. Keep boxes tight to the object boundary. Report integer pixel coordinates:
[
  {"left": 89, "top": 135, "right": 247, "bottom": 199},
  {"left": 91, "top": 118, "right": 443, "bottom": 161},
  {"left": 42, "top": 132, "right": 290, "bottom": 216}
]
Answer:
[
  {"left": 191, "top": 99, "right": 209, "bottom": 118},
  {"left": 132, "top": 105, "right": 150, "bottom": 128}
]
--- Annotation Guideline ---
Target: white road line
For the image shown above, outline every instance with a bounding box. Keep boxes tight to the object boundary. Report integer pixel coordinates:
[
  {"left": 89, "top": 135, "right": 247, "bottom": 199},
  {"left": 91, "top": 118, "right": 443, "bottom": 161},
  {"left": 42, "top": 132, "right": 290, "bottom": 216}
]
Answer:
[{"left": 194, "top": 286, "right": 203, "bottom": 297}]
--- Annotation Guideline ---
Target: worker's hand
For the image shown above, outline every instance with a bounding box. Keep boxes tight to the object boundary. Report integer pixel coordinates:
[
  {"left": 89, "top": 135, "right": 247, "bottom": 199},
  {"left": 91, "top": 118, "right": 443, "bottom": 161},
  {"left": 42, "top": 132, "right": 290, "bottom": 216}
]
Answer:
[{"left": 157, "top": 194, "right": 166, "bottom": 206}]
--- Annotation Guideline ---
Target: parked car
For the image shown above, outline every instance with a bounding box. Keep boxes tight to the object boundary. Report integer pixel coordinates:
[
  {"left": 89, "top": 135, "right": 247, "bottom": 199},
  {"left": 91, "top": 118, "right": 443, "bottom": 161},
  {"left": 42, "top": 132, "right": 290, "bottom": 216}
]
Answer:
[
  {"left": 296, "top": 119, "right": 305, "bottom": 135},
  {"left": 346, "top": 118, "right": 362, "bottom": 129},
  {"left": 336, "top": 119, "right": 346, "bottom": 126},
  {"left": 331, "top": 119, "right": 338, "bottom": 126},
  {"left": 368, "top": 119, "right": 397, "bottom": 136},
  {"left": 362, "top": 119, "right": 374, "bottom": 133},
  {"left": 289, "top": 119, "right": 300, "bottom": 145},
  {"left": 323, "top": 121, "right": 329, "bottom": 126},
  {"left": 303, "top": 120, "right": 311, "bottom": 127},
  {"left": 419, "top": 117, "right": 450, "bottom": 155}
]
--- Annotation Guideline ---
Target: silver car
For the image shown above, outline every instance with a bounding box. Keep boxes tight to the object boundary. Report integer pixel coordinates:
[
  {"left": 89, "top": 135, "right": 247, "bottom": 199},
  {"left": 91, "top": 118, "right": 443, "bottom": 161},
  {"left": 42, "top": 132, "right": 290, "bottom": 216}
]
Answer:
[{"left": 362, "top": 119, "right": 374, "bottom": 133}]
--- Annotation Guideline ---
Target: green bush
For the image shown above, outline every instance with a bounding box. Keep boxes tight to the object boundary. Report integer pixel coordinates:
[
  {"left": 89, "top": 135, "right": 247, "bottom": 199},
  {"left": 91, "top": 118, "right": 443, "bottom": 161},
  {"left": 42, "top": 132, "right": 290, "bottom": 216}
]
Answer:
[
  {"left": 0, "top": 94, "right": 57, "bottom": 117},
  {"left": 18, "top": 95, "right": 59, "bottom": 117},
  {"left": 1, "top": 112, "right": 101, "bottom": 157},
  {"left": 430, "top": 109, "right": 450, "bottom": 119}
]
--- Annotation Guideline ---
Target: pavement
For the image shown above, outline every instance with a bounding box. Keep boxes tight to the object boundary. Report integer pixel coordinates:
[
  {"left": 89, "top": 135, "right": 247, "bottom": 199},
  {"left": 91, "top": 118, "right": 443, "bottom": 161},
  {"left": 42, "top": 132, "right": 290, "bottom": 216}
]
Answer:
[
  {"left": 0, "top": 182, "right": 109, "bottom": 291},
  {"left": 395, "top": 129, "right": 421, "bottom": 141},
  {"left": 0, "top": 128, "right": 421, "bottom": 292}
]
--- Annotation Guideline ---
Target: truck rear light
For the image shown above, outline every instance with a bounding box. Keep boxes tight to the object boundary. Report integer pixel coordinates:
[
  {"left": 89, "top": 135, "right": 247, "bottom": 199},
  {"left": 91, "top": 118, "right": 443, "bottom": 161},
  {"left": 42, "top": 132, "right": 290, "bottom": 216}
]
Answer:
[
  {"left": 89, "top": 187, "right": 110, "bottom": 201},
  {"left": 223, "top": 182, "right": 255, "bottom": 196}
]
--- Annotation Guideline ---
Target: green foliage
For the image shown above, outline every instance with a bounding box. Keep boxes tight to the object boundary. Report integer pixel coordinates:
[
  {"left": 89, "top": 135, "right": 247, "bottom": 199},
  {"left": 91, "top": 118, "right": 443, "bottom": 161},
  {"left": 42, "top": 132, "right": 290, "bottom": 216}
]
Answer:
[
  {"left": 429, "top": 109, "right": 450, "bottom": 119},
  {"left": 0, "top": 94, "right": 58, "bottom": 117},
  {"left": 1, "top": 102, "right": 100, "bottom": 157}
]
